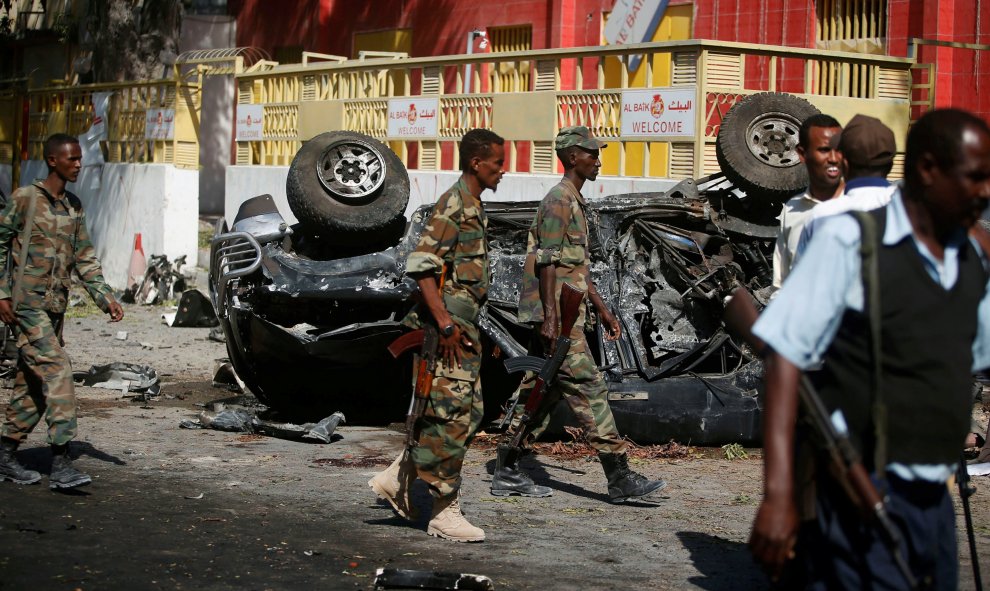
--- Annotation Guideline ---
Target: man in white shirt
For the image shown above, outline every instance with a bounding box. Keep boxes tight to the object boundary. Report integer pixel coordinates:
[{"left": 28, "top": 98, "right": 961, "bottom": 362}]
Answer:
[
  {"left": 771, "top": 114, "right": 844, "bottom": 289},
  {"left": 799, "top": 114, "right": 897, "bottom": 250}
]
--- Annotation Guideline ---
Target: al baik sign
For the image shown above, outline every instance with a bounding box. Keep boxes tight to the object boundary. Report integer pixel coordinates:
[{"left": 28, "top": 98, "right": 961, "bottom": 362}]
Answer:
[
  {"left": 236, "top": 104, "right": 264, "bottom": 141},
  {"left": 145, "top": 108, "right": 175, "bottom": 140},
  {"left": 621, "top": 88, "right": 696, "bottom": 138},
  {"left": 603, "top": 0, "right": 669, "bottom": 72},
  {"left": 387, "top": 98, "right": 439, "bottom": 138}
]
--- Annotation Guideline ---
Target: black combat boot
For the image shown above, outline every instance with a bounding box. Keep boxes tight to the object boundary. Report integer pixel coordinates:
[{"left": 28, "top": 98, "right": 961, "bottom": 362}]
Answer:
[
  {"left": 491, "top": 444, "right": 552, "bottom": 498},
  {"left": 49, "top": 445, "right": 91, "bottom": 490},
  {"left": 0, "top": 437, "right": 41, "bottom": 485},
  {"left": 599, "top": 452, "right": 667, "bottom": 503}
]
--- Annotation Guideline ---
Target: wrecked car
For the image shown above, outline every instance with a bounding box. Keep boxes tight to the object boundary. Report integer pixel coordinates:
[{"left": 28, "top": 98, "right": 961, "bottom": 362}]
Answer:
[{"left": 210, "top": 93, "right": 819, "bottom": 445}]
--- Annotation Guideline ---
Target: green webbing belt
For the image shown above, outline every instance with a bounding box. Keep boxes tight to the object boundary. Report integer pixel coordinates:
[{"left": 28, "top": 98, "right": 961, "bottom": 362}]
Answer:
[{"left": 851, "top": 210, "right": 886, "bottom": 478}]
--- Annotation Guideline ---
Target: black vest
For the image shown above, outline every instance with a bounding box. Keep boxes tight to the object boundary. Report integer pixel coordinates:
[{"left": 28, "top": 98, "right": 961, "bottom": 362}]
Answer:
[{"left": 811, "top": 208, "right": 986, "bottom": 468}]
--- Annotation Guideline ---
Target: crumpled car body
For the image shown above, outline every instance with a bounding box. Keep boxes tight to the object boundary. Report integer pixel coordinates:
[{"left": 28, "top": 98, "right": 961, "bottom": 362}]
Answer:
[{"left": 210, "top": 176, "right": 774, "bottom": 445}]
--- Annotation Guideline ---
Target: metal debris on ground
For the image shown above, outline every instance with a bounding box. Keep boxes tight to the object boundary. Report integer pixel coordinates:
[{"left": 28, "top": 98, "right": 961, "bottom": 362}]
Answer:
[
  {"left": 121, "top": 254, "right": 189, "bottom": 305},
  {"left": 212, "top": 359, "right": 245, "bottom": 393},
  {"left": 207, "top": 326, "right": 226, "bottom": 343},
  {"left": 73, "top": 362, "right": 160, "bottom": 397},
  {"left": 162, "top": 290, "right": 220, "bottom": 328},
  {"left": 179, "top": 403, "right": 345, "bottom": 444},
  {"left": 721, "top": 443, "right": 749, "bottom": 460},
  {"left": 373, "top": 568, "right": 495, "bottom": 591}
]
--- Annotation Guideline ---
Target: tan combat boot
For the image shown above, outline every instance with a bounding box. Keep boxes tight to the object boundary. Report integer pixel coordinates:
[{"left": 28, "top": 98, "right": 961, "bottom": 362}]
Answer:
[
  {"left": 368, "top": 450, "right": 419, "bottom": 520},
  {"left": 427, "top": 494, "right": 485, "bottom": 542}
]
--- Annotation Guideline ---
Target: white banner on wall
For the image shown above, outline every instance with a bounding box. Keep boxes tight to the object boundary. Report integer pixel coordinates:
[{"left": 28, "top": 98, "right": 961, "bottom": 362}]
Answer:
[
  {"left": 145, "top": 109, "right": 175, "bottom": 140},
  {"left": 387, "top": 98, "right": 440, "bottom": 138},
  {"left": 80, "top": 91, "right": 113, "bottom": 167},
  {"left": 620, "top": 87, "right": 696, "bottom": 138},
  {"left": 235, "top": 104, "right": 264, "bottom": 141},
  {"left": 604, "top": 0, "right": 670, "bottom": 71}
]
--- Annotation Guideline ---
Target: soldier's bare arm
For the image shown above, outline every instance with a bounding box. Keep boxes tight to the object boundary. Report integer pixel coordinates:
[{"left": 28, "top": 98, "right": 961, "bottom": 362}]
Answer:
[
  {"left": 107, "top": 300, "right": 124, "bottom": 322},
  {"left": 407, "top": 190, "right": 468, "bottom": 368},
  {"left": 748, "top": 351, "right": 801, "bottom": 579},
  {"left": 0, "top": 299, "right": 13, "bottom": 325},
  {"left": 535, "top": 195, "right": 572, "bottom": 352}
]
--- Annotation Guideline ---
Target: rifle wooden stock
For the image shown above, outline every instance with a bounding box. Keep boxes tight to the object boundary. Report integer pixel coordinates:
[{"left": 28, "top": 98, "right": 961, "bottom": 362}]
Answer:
[
  {"left": 388, "top": 329, "right": 425, "bottom": 359},
  {"left": 509, "top": 283, "right": 585, "bottom": 448},
  {"left": 724, "top": 287, "right": 917, "bottom": 590},
  {"left": 387, "top": 326, "right": 439, "bottom": 449}
]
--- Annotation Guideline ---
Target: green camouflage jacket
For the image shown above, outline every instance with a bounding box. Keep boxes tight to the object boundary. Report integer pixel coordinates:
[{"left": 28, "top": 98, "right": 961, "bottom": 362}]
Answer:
[
  {"left": 405, "top": 177, "right": 490, "bottom": 321},
  {"left": 0, "top": 182, "right": 113, "bottom": 314},
  {"left": 517, "top": 178, "right": 592, "bottom": 325}
]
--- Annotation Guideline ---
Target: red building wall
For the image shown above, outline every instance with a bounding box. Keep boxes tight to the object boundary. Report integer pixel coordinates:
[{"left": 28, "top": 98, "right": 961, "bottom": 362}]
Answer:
[
  {"left": 229, "top": 0, "right": 614, "bottom": 59},
  {"left": 228, "top": 0, "right": 990, "bottom": 119}
]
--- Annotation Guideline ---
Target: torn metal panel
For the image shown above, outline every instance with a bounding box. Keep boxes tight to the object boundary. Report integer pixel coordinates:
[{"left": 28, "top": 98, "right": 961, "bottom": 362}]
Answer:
[{"left": 74, "top": 363, "right": 160, "bottom": 394}]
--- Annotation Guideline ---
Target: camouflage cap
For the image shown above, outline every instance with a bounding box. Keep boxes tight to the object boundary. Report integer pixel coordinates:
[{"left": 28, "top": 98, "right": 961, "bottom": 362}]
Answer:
[{"left": 555, "top": 126, "right": 607, "bottom": 150}]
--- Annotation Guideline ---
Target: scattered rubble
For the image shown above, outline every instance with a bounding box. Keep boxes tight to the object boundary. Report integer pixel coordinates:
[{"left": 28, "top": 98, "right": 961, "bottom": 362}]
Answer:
[
  {"left": 179, "top": 403, "right": 346, "bottom": 443},
  {"left": 74, "top": 362, "right": 160, "bottom": 396}
]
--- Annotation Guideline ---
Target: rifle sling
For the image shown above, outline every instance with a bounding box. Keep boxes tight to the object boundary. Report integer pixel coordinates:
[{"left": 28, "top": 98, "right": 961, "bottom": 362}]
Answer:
[
  {"left": 850, "top": 210, "right": 886, "bottom": 479},
  {"left": 12, "top": 190, "right": 38, "bottom": 310}
]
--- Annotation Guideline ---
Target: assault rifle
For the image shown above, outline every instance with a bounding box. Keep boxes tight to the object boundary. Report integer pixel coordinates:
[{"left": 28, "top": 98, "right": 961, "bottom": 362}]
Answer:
[
  {"left": 387, "top": 325, "right": 440, "bottom": 449},
  {"left": 501, "top": 283, "right": 585, "bottom": 449},
  {"left": 723, "top": 287, "right": 917, "bottom": 590}
]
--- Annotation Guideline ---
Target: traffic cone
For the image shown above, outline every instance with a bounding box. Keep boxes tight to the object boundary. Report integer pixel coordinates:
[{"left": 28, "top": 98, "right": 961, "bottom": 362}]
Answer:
[{"left": 128, "top": 233, "right": 145, "bottom": 289}]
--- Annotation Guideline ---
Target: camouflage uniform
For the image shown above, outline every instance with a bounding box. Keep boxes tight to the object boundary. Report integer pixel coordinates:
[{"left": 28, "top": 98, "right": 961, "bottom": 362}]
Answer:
[
  {"left": 516, "top": 178, "right": 626, "bottom": 454},
  {"left": 0, "top": 182, "right": 114, "bottom": 446},
  {"left": 403, "top": 177, "right": 489, "bottom": 499}
]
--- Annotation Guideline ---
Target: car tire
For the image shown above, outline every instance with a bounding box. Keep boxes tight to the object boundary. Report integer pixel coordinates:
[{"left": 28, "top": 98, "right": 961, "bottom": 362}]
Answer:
[
  {"left": 286, "top": 131, "right": 410, "bottom": 241},
  {"left": 716, "top": 92, "right": 821, "bottom": 202}
]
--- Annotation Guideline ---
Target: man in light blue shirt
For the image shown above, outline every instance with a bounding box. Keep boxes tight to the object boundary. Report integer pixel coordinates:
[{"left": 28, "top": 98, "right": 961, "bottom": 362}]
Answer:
[{"left": 748, "top": 109, "right": 990, "bottom": 590}]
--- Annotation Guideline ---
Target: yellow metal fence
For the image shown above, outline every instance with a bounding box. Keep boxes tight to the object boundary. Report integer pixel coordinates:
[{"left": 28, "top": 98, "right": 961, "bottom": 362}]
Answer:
[
  {"left": 232, "top": 39, "right": 915, "bottom": 179},
  {"left": 17, "top": 74, "right": 201, "bottom": 171},
  {"left": 2, "top": 40, "right": 921, "bottom": 184}
]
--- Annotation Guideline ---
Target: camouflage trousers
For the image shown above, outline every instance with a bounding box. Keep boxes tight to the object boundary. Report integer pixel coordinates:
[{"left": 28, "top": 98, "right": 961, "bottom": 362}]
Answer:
[
  {"left": 511, "top": 334, "right": 626, "bottom": 455},
  {"left": 411, "top": 322, "right": 484, "bottom": 500},
  {"left": 2, "top": 309, "right": 76, "bottom": 446}
]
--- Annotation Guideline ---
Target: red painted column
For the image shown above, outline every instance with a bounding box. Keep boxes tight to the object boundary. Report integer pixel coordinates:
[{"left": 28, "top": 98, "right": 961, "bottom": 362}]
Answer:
[
  {"left": 551, "top": 0, "right": 578, "bottom": 90},
  {"left": 922, "top": 0, "right": 955, "bottom": 107}
]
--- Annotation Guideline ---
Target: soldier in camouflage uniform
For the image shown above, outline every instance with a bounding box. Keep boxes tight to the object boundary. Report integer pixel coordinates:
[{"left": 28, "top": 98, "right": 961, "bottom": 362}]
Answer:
[
  {"left": 369, "top": 129, "right": 504, "bottom": 542},
  {"left": 491, "top": 126, "right": 668, "bottom": 504},
  {"left": 0, "top": 134, "right": 124, "bottom": 490}
]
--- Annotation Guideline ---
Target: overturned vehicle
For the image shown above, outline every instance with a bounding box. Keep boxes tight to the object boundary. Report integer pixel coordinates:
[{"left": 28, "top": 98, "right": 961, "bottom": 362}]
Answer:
[{"left": 210, "top": 93, "right": 819, "bottom": 445}]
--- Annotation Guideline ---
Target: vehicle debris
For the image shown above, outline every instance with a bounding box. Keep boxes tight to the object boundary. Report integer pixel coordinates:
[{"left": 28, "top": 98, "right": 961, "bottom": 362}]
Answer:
[
  {"left": 74, "top": 362, "right": 160, "bottom": 396},
  {"left": 209, "top": 95, "right": 828, "bottom": 444},
  {"left": 373, "top": 568, "right": 495, "bottom": 591},
  {"left": 121, "top": 254, "right": 189, "bottom": 305},
  {"left": 162, "top": 290, "right": 220, "bottom": 328},
  {"left": 180, "top": 404, "right": 346, "bottom": 443},
  {"left": 212, "top": 359, "right": 245, "bottom": 392}
]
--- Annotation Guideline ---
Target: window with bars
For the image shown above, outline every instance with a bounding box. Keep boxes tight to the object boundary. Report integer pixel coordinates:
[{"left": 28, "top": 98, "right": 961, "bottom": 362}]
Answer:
[
  {"left": 815, "top": 0, "right": 887, "bottom": 97},
  {"left": 487, "top": 25, "right": 532, "bottom": 92}
]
